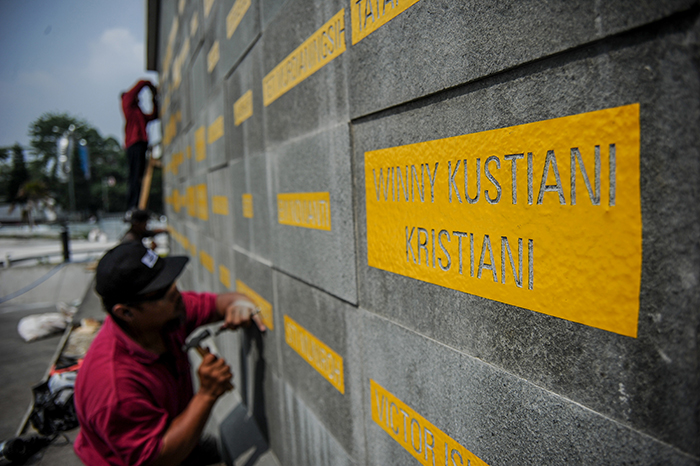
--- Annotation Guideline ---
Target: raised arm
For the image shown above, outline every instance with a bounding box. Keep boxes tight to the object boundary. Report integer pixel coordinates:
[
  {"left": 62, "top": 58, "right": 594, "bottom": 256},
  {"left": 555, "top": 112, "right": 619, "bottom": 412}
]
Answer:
[
  {"left": 150, "top": 350, "right": 232, "bottom": 466},
  {"left": 215, "top": 292, "right": 266, "bottom": 332}
]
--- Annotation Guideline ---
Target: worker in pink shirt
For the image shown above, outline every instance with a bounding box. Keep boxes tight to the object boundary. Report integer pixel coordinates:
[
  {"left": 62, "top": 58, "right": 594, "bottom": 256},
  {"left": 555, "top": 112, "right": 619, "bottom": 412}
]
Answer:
[
  {"left": 121, "top": 79, "right": 158, "bottom": 212},
  {"left": 74, "top": 242, "right": 266, "bottom": 465}
]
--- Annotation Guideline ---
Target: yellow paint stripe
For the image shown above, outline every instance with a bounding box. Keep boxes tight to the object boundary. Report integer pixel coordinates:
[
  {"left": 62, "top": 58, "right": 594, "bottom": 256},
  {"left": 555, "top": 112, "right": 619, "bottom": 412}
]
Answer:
[
  {"left": 284, "top": 315, "right": 344, "bottom": 393},
  {"left": 236, "top": 279, "right": 274, "bottom": 331},
  {"left": 277, "top": 192, "right": 331, "bottom": 231},
  {"left": 227, "top": 0, "right": 251, "bottom": 38},
  {"left": 263, "top": 9, "right": 346, "bottom": 106},
  {"left": 370, "top": 380, "right": 489, "bottom": 466},
  {"left": 212, "top": 195, "right": 229, "bottom": 216}
]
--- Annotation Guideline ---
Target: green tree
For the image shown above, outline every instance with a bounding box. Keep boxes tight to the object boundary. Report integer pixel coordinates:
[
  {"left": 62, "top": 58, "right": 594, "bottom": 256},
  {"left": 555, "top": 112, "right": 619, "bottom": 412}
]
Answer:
[
  {"left": 27, "top": 112, "right": 163, "bottom": 216},
  {"left": 28, "top": 113, "right": 131, "bottom": 214}
]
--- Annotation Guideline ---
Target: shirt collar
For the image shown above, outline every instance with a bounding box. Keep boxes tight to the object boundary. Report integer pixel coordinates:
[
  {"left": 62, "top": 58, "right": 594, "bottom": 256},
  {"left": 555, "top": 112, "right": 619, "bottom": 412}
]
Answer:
[{"left": 105, "top": 316, "right": 161, "bottom": 365}]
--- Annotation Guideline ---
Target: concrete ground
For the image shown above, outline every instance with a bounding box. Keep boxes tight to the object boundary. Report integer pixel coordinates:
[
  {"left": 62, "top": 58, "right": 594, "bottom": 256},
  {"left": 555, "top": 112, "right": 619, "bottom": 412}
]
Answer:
[{"left": 0, "top": 237, "right": 110, "bottom": 465}]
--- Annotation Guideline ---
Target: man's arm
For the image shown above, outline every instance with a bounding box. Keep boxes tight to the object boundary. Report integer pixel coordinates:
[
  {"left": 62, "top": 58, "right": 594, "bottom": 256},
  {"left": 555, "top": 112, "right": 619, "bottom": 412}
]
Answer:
[
  {"left": 145, "top": 82, "right": 159, "bottom": 122},
  {"left": 122, "top": 80, "right": 152, "bottom": 110},
  {"left": 150, "top": 350, "right": 232, "bottom": 466},
  {"left": 215, "top": 292, "right": 266, "bottom": 332}
]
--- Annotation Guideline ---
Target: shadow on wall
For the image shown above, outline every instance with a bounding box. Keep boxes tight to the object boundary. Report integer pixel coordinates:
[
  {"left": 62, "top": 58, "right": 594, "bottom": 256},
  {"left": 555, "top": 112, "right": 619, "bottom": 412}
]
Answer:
[{"left": 220, "top": 325, "right": 269, "bottom": 465}]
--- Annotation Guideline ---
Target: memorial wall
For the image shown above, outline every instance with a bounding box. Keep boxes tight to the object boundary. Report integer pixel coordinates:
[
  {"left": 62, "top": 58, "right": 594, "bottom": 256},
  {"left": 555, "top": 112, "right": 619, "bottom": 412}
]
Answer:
[{"left": 148, "top": 0, "right": 699, "bottom": 464}]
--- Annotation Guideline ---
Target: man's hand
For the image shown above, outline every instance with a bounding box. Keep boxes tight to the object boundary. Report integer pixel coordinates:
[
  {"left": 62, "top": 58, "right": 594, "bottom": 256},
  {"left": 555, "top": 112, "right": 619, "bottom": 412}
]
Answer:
[
  {"left": 197, "top": 349, "right": 234, "bottom": 398},
  {"left": 219, "top": 295, "right": 266, "bottom": 332}
]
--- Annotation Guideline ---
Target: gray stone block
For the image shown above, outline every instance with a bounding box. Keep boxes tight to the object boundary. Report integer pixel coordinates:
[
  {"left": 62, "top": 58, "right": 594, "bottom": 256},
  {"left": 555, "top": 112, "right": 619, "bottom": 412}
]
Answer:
[
  {"left": 260, "top": 0, "right": 288, "bottom": 30},
  {"left": 182, "top": 221, "right": 201, "bottom": 291},
  {"left": 197, "top": 233, "right": 217, "bottom": 292},
  {"left": 189, "top": 44, "right": 208, "bottom": 120},
  {"left": 225, "top": 41, "right": 265, "bottom": 161},
  {"left": 206, "top": 84, "right": 227, "bottom": 170},
  {"left": 230, "top": 155, "right": 274, "bottom": 261},
  {"left": 270, "top": 123, "right": 357, "bottom": 304},
  {"left": 191, "top": 110, "right": 209, "bottom": 177},
  {"left": 353, "top": 13, "right": 700, "bottom": 455},
  {"left": 275, "top": 272, "right": 364, "bottom": 460},
  {"left": 360, "top": 310, "right": 698, "bottom": 466},
  {"left": 216, "top": 0, "right": 261, "bottom": 77},
  {"left": 207, "top": 166, "right": 234, "bottom": 245},
  {"left": 157, "top": 0, "right": 178, "bottom": 75},
  {"left": 347, "top": 0, "right": 697, "bottom": 118},
  {"left": 261, "top": 0, "right": 349, "bottom": 147},
  {"left": 281, "top": 380, "right": 355, "bottom": 466},
  {"left": 233, "top": 250, "right": 280, "bottom": 376},
  {"left": 202, "top": 0, "right": 226, "bottom": 94}
]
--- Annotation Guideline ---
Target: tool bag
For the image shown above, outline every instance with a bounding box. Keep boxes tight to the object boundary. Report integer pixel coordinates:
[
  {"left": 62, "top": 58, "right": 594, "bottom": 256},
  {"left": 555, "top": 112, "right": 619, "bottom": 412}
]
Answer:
[{"left": 28, "top": 379, "right": 79, "bottom": 436}]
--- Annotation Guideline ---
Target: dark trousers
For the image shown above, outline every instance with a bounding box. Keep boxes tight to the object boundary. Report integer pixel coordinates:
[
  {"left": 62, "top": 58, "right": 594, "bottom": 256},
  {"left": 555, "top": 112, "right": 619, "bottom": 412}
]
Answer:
[
  {"left": 180, "top": 435, "right": 222, "bottom": 466},
  {"left": 126, "top": 141, "right": 148, "bottom": 210}
]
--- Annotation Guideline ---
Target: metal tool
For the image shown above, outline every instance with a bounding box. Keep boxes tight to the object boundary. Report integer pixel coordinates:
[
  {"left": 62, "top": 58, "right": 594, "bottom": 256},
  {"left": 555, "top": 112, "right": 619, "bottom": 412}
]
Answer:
[{"left": 182, "top": 329, "right": 234, "bottom": 390}]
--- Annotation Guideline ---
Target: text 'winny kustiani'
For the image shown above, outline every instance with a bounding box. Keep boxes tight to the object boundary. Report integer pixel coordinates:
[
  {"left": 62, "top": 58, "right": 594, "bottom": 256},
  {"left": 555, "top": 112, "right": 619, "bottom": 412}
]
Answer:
[{"left": 371, "top": 144, "right": 617, "bottom": 291}]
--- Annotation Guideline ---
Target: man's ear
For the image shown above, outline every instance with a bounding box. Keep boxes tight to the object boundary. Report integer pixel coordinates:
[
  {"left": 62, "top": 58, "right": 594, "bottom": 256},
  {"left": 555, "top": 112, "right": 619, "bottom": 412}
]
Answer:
[{"left": 112, "top": 304, "right": 136, "bottom": 322}]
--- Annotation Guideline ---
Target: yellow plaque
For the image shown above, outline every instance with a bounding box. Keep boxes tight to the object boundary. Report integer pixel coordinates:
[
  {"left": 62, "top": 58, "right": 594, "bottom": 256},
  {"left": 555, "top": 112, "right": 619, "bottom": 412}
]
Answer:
[
  {"left": 277, "top": 192, "right": 331, "bottom": 231},
  {"left": 351, "top": 0, "right": 422, "bottom": 45},
  {"left": 195, "top": 184, "right": 209, "bottom": 221},
  {"left": 208, "top": 115, "right": 224, "bottom": 144},
  {"left": 227, "top": 0, "right": 251, "bottom": 38},
  {"left": 200, "top": 250, "right": 214, "bottom": 274},
  {"left": 212, "top": 195, "right": 229, "bottom": 216},
  {"left": 284, "top": 315, "right": 344, "bottom": 393},
  {"left": 263, "top": 9, "right": 346, "bottom": 106},
  {"left": 207, "top": 40, "right": 220, "bottom": 73},
  {"left": 365, "top": 104, "right": 641, "bottom": 337},
  {"left": 204, "top": 0, "right": 215, "bottom": 18},
  {"left": 171, "top": 151, "right": 183, "bottom": 175},
  {"left": 171, "top": 189, "right": 181, "bottom": 213},
  {"left": 186, "top": 186, "right": 196, "bottom": 217},
  {"left": 236, "top": 279, "right": 274, "bottom": 330},
  {"left": 371, "top": 380, "right": 489, "bottom": 466},
  {"left": 190, "top": 11, "right": 199, "bottom": 37},
  {"left": 219, "top": 265, "right": 231, "bottom": 289},
  {"left": 234, "top": 90, "right": 253, "bottom": 126},
  {"left": 195, "top": 126, "right": 206, "bottom": 161},
  {"left": 242, "top": 193, "right": 254, "bottom": 218}
]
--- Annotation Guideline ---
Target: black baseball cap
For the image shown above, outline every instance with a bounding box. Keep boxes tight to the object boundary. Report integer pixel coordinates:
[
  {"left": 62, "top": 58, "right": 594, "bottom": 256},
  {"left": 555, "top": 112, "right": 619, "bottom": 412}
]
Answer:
[{"left": 96, "top": 242, "right": 188, "bottom": 307}]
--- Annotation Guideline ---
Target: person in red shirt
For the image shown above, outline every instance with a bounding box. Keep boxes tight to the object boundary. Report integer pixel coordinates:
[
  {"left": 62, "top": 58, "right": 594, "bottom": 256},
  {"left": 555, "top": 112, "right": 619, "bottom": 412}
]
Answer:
[
  {"left": 121, "top": 80, "right": 159, "bottom": 211},
  {"left": 74, "top": 242, "right": 266, "bottom": 466}
]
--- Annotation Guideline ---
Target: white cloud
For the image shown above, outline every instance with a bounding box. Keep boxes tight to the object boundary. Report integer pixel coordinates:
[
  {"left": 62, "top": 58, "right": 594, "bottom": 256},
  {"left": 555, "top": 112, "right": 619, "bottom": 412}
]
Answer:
[{"left": 86, "top": 28, "right": 144, "bottom": 81}]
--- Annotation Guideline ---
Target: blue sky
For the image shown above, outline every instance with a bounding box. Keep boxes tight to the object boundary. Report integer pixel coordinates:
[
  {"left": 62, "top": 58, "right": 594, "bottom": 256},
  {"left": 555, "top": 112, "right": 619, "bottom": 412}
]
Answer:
[{"left": 0, "top": 0, "right": 160, "bottom": 148}]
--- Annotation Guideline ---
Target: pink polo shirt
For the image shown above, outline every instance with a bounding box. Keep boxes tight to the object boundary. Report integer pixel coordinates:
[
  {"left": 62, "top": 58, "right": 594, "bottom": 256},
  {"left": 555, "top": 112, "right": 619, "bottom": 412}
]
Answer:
[{"left": 73, "top": 292, "right": 218, "bottom": 466}]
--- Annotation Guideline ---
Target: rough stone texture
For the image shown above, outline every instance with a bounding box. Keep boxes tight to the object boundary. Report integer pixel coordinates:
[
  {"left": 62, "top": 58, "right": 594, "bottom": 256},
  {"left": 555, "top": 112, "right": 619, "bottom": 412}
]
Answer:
[
  {"left": 361, "top": 310, "right": 697, "bottom": 466},
  {"left": 260, "top": 0, "right": 288, "bottom": 30},
  {"left": 230, "top": 155, "right": 274, "bottom": 261},
  {"left": 152, "top": 1, "right": 700, "bottom": 464},
  {"left": 206, "top": 84, "right": 227, "bottom": 170},
  {"left": 225, "top": 41, "right": 265, "bottom": 162},
  {"left": 233, "top": 250, "right": 280, "bottom": 375},
  {"left": 275, "top": 272, "right": 364, "bottom": 460},
  {"left": 198, "top": 233, "right": 216, "bottom": 293},
  {"left": 189, "top": 44, "right": 208, "bottom": 122},
  {"left": 217, "top": 0, "right": 262, "bottom": 78},
  {"left": 280, "top": 380, "right": 356, "bottom": 466},
  {"left": 270, "top": 123, "right": 358, "bottom": 304},
  {"left": 261, "top": 0, "right": 349, "bottom": 147},
  {"left": 347, "top": 0, "right": 697, "bottom": 118},
  {"left": 183, "top": 221, "right": 201, "bottom": 291},
  {"left": 353, "top": 12, "right": 700, "bottom": 456},
  {"left": 207, "top": 166, "right": 235, "bottom": 246}
]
